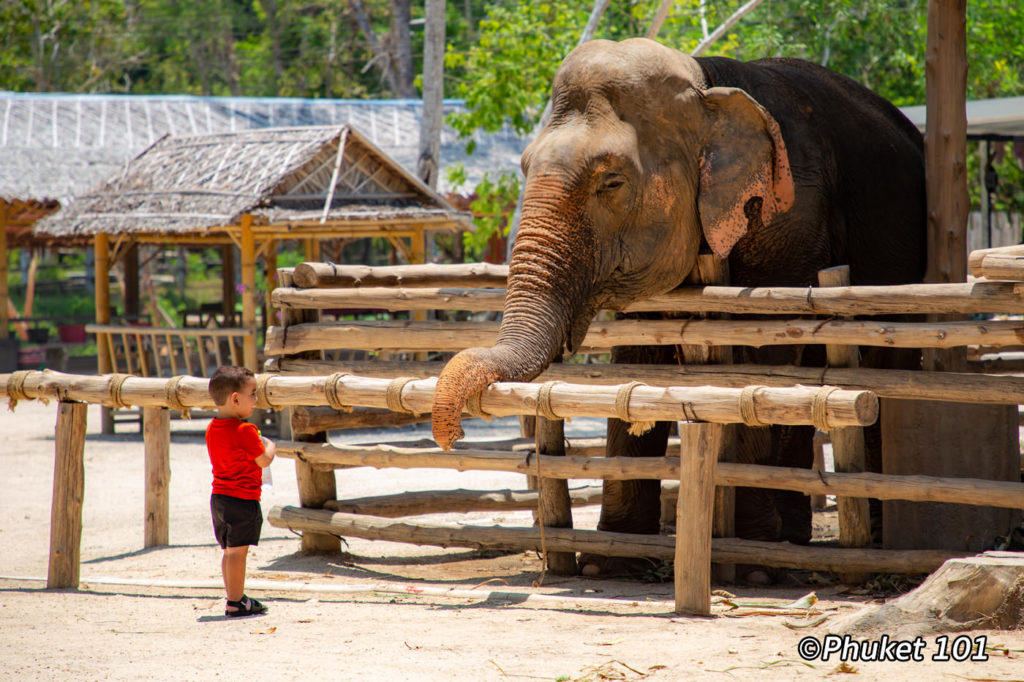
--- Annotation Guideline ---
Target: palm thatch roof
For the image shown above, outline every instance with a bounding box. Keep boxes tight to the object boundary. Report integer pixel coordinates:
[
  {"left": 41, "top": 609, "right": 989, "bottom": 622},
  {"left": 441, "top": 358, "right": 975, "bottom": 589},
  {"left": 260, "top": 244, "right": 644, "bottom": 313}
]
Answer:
[{"left": 34, "top": 125, "right": 470, "bottom": 239}]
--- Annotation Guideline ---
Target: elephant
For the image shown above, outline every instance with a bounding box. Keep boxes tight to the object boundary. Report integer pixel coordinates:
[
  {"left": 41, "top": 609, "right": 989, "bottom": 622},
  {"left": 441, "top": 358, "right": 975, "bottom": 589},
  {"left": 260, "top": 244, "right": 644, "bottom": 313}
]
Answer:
[{"left": 431, "top": 38, "right": 927, "bottom": 577}]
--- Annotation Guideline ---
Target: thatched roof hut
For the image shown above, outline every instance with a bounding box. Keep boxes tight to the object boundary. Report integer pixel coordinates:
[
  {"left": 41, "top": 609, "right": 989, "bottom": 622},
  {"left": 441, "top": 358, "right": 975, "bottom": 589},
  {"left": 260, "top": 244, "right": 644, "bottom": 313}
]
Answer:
[
  {"left": 34, "top": 125, "right": 470, "bottom": 241},
  {"left": 27, "top": 124, "right": 470, "bottom": 378}
]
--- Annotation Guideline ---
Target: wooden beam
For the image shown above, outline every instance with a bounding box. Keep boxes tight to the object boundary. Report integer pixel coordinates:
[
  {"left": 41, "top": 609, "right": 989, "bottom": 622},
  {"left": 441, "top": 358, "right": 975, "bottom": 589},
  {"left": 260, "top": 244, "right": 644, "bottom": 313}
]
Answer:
[
  {"left": 272, "top": 442, "right": 1024, "bottom": 510},
  {"left": 291, "top": 262, "right": 508, "bottom": 289},
  {"left": 272, "top": 280, "right": 1024, "bottom": 315},
  {"left": 263, "top": 317, "right": 1024, "bottom": 356},
  {"left": 267, "top": 506, "right": 967, "bottom": 574},
  {"left": 48, "top": 401, "right": 88, "bottom": 589},
  {"left": 143, "top": 406, "right": 170, "bottom": 548},
  {"left": 324, "top": 486, "right": 603, "bottom": 517}
]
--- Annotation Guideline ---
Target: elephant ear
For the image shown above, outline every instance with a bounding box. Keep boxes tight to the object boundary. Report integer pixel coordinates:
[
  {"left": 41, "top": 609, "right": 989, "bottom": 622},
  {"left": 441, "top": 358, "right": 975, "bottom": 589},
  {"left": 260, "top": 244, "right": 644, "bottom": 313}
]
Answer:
[{"left": 697, "top": 86, "right": 794, "bottom": 258}]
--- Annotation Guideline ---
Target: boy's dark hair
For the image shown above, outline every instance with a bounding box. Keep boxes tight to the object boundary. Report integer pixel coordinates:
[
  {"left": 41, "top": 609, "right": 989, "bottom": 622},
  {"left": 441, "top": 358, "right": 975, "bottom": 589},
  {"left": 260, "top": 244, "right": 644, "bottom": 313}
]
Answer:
[{"left": 209, "top": 366, "right": 255, "bottom": 406}]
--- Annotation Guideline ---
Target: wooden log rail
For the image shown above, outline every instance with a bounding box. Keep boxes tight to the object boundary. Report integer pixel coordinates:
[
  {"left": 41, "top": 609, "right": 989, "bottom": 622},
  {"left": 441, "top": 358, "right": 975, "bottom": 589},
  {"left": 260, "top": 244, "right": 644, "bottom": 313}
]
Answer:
[
  {"left": 272, "top": 358, "right": 1024, "bottom": 406},
  {"left": 0, "top": 371, "right": 878, "bottom": 427},
  {"left": 264, "top": 318, "right": 1024, "bottom": 356},
  {"left": 969, "top": 245, "right": 1024, "bottom": 281},
  {"left": 274, "top": 440, "right": 1024, "bottom": 510},
  {"left": 272, "top": 280, "right": 1024, "bottom": 316},
  {"left": 267, "top": 507, "right": 969, "bottom": 575}
]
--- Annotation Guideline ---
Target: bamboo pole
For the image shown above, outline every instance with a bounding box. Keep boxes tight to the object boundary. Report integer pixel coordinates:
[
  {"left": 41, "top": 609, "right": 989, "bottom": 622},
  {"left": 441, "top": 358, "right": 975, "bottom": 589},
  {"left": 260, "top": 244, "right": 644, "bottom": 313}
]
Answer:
[
  {"left": 0, "top": 372, "right": 876, "bottom": 427},
  {"left": 48, "top": 401, "right": 88, "bottom": 589},
  {"left": 272, "top": 280, "right": 1024, "bottom": 316},
  {"left": 240, "top": 214, "right": 257, "bottom": 372},
  {"left": 271, "top": 357, "right": 1024, "bottom": 406},
  {"left": 818, "top": 266, "right": 871, "bottom": 582},
  {"left": 266, "top": 506, "right": 967, "bottom": 574},
  {"left": 675, "top": 422, "right": 720, "bottom": 616},
  {"left": 291, "top": 262, "right": 508, "bottom": 288},
  {"left": 143, "top": 406, "right": 170, "bottom": 548},
  {"left": 324, "top": 486, "right": 603, "bottom": 517},
  {"left": 272, "top": 442, "right": 1024, "bottom": 509},
  {"left": 264, "top": 317, "right": 1024, "bottom": 356}
]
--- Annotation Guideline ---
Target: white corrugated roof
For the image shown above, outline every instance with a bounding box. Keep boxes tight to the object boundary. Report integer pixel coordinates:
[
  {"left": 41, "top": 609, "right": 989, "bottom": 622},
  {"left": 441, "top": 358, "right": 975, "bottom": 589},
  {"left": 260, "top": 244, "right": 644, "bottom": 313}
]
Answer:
[
  {"left": 900, "top": 96, "right": 1024, "bottom": 140},
  {"left": 0, "top": 93, "right": 529, "bottom": 202}
]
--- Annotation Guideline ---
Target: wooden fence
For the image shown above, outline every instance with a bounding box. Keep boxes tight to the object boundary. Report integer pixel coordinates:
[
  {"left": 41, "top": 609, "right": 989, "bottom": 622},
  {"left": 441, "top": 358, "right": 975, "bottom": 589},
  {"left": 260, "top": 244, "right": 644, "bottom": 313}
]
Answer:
[
  {"left": 6, "top": 369, "right": 1018, "bottom": 613},
  {"left": 86, "top": 324, "right": 253, "bottom": 378},
  {"left": 8, "top": 244, "right": 1024, "bottom": 614}
]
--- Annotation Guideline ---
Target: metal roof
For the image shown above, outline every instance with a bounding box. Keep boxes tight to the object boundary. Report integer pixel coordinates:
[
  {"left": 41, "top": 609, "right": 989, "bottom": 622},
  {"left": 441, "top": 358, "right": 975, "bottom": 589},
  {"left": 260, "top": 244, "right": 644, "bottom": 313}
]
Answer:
[{"left": 900, "top": 96, "right": 1024, "bottom": 141}]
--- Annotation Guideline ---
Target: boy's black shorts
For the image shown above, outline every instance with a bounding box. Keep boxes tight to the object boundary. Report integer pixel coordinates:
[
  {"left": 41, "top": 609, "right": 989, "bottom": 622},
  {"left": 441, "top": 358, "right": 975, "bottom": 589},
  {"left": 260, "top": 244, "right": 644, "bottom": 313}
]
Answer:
[{"left": 211, "top": 494, "right": 263, "bottom": 549}]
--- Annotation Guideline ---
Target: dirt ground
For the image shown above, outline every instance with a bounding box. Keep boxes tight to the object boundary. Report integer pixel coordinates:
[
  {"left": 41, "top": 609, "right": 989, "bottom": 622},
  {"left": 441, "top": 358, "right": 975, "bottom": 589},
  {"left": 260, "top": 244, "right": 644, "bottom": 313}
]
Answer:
[{"left": 2, "top": 400, "right": 1023, "bottom": 681}]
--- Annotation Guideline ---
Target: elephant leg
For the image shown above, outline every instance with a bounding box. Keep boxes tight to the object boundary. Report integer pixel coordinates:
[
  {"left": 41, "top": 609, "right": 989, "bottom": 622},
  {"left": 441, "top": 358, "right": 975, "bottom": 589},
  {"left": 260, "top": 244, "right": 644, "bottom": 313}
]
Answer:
[
  {"left": 771, "top": 424, "right": 814, "bottom": 545},
  {"left": 579, "top": 417, "right": 671, "bottom": 578}
]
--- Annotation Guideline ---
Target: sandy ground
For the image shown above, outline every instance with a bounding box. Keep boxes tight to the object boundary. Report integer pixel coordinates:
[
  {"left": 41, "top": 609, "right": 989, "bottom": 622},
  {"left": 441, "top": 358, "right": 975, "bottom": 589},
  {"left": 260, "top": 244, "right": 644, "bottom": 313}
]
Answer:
[{"left": 2, "top": 400, "right": 1023, "bottom": 681}]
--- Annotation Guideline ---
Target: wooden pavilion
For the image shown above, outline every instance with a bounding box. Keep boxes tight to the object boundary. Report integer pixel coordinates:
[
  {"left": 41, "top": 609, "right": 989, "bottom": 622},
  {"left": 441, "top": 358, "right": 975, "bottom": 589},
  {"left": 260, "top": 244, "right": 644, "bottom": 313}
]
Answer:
[{"left": 33, "top": 125, "right": 470, "bottom": 397}]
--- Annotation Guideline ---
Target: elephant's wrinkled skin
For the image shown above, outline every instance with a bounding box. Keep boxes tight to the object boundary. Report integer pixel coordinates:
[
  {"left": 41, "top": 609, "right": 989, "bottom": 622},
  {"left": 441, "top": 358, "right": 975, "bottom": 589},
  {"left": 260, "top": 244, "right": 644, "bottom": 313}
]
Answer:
[{"left": 432, "top": 38, "right": 926, "bottom": 575}]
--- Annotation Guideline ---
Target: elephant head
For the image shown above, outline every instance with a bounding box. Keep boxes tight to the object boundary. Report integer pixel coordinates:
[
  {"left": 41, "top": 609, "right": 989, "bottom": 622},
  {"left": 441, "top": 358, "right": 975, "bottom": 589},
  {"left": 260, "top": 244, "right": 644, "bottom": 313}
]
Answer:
[{"left": 432, "top": 38, "right": 794, "bottom": 450}]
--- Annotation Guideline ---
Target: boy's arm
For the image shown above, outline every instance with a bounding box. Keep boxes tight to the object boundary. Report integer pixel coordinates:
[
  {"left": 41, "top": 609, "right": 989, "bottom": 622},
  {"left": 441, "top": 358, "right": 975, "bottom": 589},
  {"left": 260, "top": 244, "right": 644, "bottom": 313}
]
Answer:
[{"left": 255, "top": 437, "right": 276, "bottom": 467}]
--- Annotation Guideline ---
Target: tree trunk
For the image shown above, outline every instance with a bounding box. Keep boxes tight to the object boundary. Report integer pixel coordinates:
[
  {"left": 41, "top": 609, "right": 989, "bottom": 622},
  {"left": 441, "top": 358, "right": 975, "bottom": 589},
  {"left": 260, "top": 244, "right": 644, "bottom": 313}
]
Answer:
[{"left": 389, "top": 0, "right": 416, "bottom": 98}]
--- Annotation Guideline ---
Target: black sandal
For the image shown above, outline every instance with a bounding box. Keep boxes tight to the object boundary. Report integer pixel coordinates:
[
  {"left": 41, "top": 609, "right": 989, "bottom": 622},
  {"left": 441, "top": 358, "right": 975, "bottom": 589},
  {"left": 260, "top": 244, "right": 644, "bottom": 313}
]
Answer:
[{"left": 225, "top": 595, "right": 267, "bottom": 617}]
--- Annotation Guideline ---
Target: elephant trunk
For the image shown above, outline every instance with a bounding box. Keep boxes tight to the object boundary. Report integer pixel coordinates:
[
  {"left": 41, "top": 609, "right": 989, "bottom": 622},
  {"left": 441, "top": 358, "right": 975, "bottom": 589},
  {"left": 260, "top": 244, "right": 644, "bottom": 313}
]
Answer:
[{"left": 432, "top": 175, "right": 594, "bottom": 450}]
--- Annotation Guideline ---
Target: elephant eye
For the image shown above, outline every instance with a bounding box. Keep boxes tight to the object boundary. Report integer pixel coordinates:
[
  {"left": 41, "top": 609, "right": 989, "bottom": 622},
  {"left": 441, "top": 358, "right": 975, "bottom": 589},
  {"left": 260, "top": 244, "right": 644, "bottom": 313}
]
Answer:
[{"left": 599, "top": 174, "right": 626, "bottom": 194}]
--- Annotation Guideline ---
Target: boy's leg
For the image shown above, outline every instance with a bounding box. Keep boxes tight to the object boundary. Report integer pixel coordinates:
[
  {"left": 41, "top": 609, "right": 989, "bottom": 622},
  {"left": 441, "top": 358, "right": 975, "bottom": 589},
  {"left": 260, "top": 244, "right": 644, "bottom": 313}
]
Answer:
[{"left": 222, "top": 545, "right": 249, "bottom": 605}]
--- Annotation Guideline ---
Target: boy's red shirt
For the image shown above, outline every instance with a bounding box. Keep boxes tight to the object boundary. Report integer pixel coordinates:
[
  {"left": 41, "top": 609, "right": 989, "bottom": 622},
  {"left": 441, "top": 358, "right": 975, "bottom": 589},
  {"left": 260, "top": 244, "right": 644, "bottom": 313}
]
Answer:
[{"left": 206, "top": 418, "right": 265, "bottom": 500}]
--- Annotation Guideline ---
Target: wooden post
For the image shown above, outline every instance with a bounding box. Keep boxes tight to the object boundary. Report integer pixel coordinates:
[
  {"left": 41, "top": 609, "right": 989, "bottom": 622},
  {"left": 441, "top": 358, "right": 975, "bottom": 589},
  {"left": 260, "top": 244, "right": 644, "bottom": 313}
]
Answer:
[
  {"left": 124, "top": 242, "right": 139, "bottom": 321},
  {"left": 534, "top": 414, "right": 576, "bottom": 575},
  {"left": 263, "top": 239, "right": 278, "bottom": 334},
  {"left": 48, "top": 401, "right": 88, "bottom": 589},
  {"left": 221, "top": 243, "right": 236, "bottom": 327},
  {"left": 0, "top": 200, "right": 8, "bottom": 342},
  {"left": 280, "top": 269, "right": 338, "bottom": 553},
  {"left": 95, "top": 233, "right": 114, "bottom": 434},
  {"left": 675, "top": 421, "right": 720, "bottom": 616},
  {"left": 303, "top": 238, "right": 319, "bottom": 263},
  {"left": 882, "top": 0, "right": 1019, "bottom": 554},
  {"left": 818, "top": 266, "right": 871, "bottom": 583},
  {"left": 689, "top": 253, "right": 735, "bottom": 583},
  {"left": 143, "top": 406, "right": 170, "bottom": 548},
  {"left": 240, "top": 215, "right": 257, "bottom": 372}
]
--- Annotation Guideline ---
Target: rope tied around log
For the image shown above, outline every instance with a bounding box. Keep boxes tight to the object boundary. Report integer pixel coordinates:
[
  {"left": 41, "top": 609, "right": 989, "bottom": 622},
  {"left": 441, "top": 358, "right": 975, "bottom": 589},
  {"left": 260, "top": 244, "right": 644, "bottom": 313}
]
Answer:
[
  {"left": 164, "top": 375, "right": 191, "bottom": 419},
  {"left": 385, "top": 376, "right": 418, "bottom": 415},
  {"left": 812, "top": 386, "right": 842, "bottom": 431},
  {"left": 108, "top": 373, "right": 135, "bottom": 408},
  {"left": 738, "top": 385, "right": 769, "bottom": 427},
  {"left": 324, "top": 373, "right": 354, "bottom": 413},
  {"left": 255, "top": 373, "right": 278, "bottom": 410},
  {"left": 6, "top": 370, "right": 33, "bottom": 410},
  {"left": 465, "top": 390, "right": 491, "bottom": 421},
  {"left": 535, "top": 381, "right": 564, "bottom": 421},
  {"left": 615, "top": 381, "right": 655, "bottom": 436}
]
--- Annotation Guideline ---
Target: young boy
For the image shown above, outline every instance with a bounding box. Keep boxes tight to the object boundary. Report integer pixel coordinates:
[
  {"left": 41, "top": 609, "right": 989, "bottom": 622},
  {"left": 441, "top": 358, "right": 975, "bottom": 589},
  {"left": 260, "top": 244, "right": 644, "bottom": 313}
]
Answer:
[{"left": 206, "top": 366, "right": 276, "bottom": 617}]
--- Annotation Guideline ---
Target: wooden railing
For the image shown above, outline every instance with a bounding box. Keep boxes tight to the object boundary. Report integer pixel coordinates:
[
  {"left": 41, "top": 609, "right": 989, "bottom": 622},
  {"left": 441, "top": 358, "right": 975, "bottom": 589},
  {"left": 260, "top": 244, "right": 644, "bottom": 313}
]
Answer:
[{"left": 86, "top": 324, "right": 255, "bottom": 377}]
